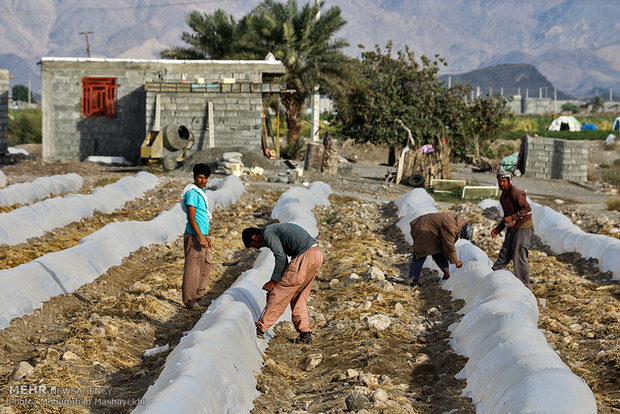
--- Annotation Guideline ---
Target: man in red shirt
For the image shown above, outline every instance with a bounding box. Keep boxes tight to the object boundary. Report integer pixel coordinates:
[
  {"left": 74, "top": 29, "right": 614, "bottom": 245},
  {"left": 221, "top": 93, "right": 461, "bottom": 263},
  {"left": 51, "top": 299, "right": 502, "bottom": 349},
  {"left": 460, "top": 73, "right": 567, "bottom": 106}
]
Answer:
[{"left": 491, "top": 170, "right": 534, "bottom": 287}]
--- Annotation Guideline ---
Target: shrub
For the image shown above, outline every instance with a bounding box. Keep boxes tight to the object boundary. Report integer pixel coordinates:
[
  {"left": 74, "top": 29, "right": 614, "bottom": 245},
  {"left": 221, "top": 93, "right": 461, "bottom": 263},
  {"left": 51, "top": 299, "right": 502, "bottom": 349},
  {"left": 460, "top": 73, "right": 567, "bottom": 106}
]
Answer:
[
  {"left": 488, "top": 140, "right": 520, "bottom": 159},
  {"left": 561, "top": 102, "right": 581, "bottom": 114},
  {"left": 600, "top": 164, "right": 620, "bottom": 188},
  {"left": 606, "top": 197, "right": 620, "bottom": 212},
  {"left": 280, "top": 139, "right": 306, "bottom": 160},
  {"left": 8, "top": 109, "right": 42, "bottom": 145}
]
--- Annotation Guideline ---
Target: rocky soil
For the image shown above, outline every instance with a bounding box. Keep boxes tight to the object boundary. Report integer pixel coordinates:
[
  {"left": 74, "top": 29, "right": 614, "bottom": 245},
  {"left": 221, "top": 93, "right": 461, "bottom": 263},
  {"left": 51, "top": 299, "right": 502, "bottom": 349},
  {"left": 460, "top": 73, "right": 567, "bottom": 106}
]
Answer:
[{"left": 0, "top": 148, "right": 617, "bottom": 414}]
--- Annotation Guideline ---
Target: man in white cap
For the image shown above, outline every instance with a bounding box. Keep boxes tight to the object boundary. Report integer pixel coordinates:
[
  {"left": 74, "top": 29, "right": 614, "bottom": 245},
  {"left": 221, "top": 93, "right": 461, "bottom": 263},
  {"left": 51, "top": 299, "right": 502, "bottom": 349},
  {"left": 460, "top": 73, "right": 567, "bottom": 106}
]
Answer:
[{"left": 491, "top": 169, "right": 534, "bottom": 287}]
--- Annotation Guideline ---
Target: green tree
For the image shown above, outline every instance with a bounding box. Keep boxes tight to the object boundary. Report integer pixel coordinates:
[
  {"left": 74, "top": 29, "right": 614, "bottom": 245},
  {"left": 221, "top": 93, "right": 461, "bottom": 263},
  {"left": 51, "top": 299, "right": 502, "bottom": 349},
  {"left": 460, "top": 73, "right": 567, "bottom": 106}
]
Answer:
[
  {"left": 344, "top": 42, "right": 449, "bottom": 162},
  {"left": 343, "top": 43, "right": 512, "bottom": 162},
  {"left": 8, "top": 109, "right": 42, "bottom": 145},
  {"left": 162, "top": 1, "right": 353, "bottom": 149},
  {"left": 589, "top": 95, "right": 605, "bottom": 113},
  {"left": 12, "top": 85, "right": 36, "bottom": 103},
  {"left": 248, "top": 1, "right": 351, "bottom": 147},
  {"left": 160, "top": 10, "right": 252, "bottom": 59},
  {"left": 465, "top": 94, "right": 513, "bottom": 158},
  {"left": 561, "top": 102, "right": 581, "bottom": 114}
]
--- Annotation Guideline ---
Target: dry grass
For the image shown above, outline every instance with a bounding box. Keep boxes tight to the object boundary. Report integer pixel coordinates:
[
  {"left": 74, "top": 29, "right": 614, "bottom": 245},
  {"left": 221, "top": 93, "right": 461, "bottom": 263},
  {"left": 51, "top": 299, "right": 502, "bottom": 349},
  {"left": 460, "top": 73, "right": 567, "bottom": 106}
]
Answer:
[{"left": 606, "top": 196, "right": 620, "bottom": 212}]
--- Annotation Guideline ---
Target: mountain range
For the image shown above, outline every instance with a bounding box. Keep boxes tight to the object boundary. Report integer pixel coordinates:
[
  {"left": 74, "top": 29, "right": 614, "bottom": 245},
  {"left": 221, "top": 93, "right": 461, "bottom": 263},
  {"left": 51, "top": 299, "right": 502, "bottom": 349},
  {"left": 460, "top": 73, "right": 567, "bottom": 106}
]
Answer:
[
  {"left": 1, "top": 0, "right": 619, "bottom": 100},
  {"left": 437, "top": 64, "right": 577, "bottom": 101}
]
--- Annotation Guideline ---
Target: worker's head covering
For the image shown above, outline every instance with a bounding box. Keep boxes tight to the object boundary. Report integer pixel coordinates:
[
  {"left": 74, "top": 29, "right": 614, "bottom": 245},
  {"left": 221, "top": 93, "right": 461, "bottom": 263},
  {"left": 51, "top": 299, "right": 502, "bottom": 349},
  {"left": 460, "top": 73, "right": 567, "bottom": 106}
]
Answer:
[
  {"left": 460, "top": 222, "right": 474, "bottom": 240},
  {"left": 497, "top": 169, "right": 512, "bottom": 181}
]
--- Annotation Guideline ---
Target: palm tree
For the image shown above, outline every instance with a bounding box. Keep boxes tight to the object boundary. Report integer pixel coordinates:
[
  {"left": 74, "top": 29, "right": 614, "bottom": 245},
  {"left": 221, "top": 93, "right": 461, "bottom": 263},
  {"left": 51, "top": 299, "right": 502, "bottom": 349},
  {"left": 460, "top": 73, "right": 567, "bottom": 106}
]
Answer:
[
  {"left": 161, "top": 1, "right": 352, "bottom": 148},
  {"left": 249, "top": 0, "right": 351, "bottom": 146},
  {"left": 160, "top": 9, "right": 252, "bottom": 59}
]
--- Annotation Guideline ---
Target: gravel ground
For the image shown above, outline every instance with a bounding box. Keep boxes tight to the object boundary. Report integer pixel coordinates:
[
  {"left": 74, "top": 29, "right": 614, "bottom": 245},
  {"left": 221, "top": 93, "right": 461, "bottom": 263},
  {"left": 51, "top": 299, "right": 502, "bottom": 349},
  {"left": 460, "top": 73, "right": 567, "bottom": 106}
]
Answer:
[{"left": 0, "top": 146, "right": 617, "bottom": 413}]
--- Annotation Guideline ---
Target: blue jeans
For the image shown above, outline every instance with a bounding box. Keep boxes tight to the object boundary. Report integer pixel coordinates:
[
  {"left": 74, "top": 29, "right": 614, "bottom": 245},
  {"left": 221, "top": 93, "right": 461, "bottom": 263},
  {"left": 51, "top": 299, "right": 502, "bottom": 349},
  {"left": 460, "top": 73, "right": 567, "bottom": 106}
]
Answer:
[{"left": 408, "top": 253, "right": 449, "bottom": 281}]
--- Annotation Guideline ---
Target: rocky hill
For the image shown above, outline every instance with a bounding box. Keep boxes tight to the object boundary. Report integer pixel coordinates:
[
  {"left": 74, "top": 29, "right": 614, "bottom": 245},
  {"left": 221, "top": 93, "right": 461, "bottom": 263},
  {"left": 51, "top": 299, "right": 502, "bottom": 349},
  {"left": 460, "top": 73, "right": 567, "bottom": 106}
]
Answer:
[
  {"left": 437, "top": 64, "right": 576, "bottom": 100},
  {"left": 0, "top": 0, "right": 618, "bottom": 99}
]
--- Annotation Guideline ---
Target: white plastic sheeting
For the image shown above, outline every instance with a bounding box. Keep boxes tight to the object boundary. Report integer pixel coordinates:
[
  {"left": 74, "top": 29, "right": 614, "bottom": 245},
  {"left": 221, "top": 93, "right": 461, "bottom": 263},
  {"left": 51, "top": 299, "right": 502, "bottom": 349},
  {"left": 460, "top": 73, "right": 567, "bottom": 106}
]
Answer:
[
  {"left": 271, "top": 181, "right": 332, "bottom": 237},
  {"left": 133, "top": 251, "right": 274, "bottom": 414},
  {"left": 0, "top": 175, "right": 245, "bottom": 330},
  {"left": 0, "top": 173, "right": 83, "bottom": 206},
  {"left": 396, "top": 190, "right": 596, "bottom": 413},
  {"left": 8, "top": 147, "right": 29, "bottom": 155},
  {"left": 133, "top": 181, "right": 332, "bottom": 414},
  {"left": 0, "top": 172, "right": 157, "bottom": 246},
  {"left": 478, "top": 198, "right": 620, "bottom": 280}
]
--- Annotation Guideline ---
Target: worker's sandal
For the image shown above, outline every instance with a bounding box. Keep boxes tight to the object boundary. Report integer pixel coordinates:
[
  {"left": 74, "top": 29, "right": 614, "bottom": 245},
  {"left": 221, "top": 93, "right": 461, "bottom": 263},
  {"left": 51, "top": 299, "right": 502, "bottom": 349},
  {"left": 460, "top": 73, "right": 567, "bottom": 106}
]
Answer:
[{"left": 294, "top": 332, "right": 312, "bottom": 344}]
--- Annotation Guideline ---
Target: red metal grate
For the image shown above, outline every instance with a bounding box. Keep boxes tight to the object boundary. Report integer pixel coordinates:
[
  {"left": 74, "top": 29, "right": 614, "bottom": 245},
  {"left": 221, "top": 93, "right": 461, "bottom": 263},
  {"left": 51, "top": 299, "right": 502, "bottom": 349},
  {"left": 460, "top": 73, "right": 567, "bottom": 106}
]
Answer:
[{"left": 81, "top": 77, "right": 117, "bottom": 117}]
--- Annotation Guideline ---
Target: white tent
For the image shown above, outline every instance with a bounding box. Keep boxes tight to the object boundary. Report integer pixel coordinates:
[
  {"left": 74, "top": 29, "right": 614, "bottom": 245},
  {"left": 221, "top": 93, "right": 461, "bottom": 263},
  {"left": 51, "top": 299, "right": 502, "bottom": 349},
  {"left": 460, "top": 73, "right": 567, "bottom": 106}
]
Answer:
[
  {"left": 612, "top": 117, "right": 620, "bottom": 131},
  {"left": 548, "top": 116, "right": 581, "bottom": 132}
]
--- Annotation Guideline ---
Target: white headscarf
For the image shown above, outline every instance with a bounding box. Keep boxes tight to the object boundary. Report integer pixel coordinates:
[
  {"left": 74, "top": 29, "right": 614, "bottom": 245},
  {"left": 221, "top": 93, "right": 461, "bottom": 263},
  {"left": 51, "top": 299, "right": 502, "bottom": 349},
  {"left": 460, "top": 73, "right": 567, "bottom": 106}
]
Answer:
[{"left": 180, "top": 184, "right": 212, "bottom": 221}]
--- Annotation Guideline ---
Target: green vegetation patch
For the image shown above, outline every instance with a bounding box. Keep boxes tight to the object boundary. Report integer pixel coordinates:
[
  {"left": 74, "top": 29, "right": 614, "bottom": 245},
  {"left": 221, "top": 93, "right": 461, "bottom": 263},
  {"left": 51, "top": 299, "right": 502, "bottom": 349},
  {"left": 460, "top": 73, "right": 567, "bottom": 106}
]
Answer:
[{"left": 8, "top": 109, "right": 42, "bottom": 146}]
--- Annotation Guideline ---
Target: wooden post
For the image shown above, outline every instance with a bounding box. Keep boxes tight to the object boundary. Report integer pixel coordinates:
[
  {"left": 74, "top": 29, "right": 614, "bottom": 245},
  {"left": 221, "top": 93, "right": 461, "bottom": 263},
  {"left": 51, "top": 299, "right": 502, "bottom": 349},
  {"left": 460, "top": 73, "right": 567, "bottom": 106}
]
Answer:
[
  {"left": 276, "top": 95, "right": 280, "bottom": 158},
  {"left": 395, "top": 119, "right": 416, "bottom": 149},
  {"left": 208, "top": 101, "right": 214, "bottom": 148}
]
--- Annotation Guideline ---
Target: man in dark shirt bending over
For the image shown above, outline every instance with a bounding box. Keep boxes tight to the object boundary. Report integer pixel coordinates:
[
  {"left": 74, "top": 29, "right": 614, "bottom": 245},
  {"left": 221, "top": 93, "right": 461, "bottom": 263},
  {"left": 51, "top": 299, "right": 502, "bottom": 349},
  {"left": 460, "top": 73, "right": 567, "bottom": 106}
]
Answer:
[
  {"left": 242, "top": 223, "right": 323, "bottom": 344},
  {"left": 491, "top": 170, "right": 534, "bottom": 287}
]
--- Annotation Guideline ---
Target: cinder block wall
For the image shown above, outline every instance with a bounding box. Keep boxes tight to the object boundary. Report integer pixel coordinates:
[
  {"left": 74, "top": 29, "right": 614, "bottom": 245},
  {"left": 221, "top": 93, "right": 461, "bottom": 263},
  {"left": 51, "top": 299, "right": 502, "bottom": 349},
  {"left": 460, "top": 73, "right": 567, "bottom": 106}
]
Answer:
[
  {"left": 525, "top": 136, "right": 588, "bottom": 182},
  {"left": 145, "top": 90, "right": 263, "bottom": 151},
  {"left": 41, "top": 59, "right": 284, "bottom": 161},
  {"left": 0, "top": 69, "right": 9, "bottom": 154}
]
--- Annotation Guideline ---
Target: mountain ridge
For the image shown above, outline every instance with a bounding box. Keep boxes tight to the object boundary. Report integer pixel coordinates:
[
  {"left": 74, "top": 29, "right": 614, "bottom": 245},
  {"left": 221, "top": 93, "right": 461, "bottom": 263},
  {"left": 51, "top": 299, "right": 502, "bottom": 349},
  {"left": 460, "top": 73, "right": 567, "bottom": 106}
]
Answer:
[
  {"left": 0, "top": 0, "right": 618, "bottom": 100},
  {"left": 437, "top": 64, "right": 576, "bottom": 101}
]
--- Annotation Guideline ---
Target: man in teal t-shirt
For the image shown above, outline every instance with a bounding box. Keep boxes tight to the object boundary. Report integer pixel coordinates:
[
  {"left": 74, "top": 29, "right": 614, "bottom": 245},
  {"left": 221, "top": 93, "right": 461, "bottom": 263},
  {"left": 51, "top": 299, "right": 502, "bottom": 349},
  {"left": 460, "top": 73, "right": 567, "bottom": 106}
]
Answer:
[{"left": 180, "top": 163, "right": 212, "bottom": 309}]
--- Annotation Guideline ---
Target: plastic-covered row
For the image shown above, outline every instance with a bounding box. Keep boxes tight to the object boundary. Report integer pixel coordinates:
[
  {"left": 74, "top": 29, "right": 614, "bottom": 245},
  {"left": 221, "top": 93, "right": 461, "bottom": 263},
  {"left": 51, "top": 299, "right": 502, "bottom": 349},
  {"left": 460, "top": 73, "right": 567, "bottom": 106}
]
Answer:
[
  {"left": 0, "top": 172, "right": 157, "bottom": 246},
  {"left": 0, "top": 175, "right": 245, "bottom": 330},
  {"left": 270, "top": 182, "right": 332, "bottom": 237},
  {"left": 0, "top": 173, "right": 83, "bottom": 206},
  {"left": 133, "top": 181, "right": 332, "bottom": 414},
  {"left": 479, "top": 198, "right": 620, "bottom": 280},
  {"left": 395, "top": 190, "right": 596, "bottom": 413}
]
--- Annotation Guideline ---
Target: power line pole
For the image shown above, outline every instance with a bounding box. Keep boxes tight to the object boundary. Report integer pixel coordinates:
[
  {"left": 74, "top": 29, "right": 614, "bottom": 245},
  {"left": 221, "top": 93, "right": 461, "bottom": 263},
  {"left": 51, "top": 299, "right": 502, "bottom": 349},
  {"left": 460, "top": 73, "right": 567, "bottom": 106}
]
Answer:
[
  {"left": 310, "top": 0, "right": 320, "bottom": 142},
  {"left": 79, "top": 31, "right": 93, "bottom": 57}
]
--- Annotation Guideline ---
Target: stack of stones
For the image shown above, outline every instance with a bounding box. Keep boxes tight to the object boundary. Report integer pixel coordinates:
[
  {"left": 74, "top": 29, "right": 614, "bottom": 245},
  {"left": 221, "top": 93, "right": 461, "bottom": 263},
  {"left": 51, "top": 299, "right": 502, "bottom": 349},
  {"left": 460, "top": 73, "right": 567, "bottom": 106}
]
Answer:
[{"left": 525, "top": 136, "right": 588, "bottom": 182}]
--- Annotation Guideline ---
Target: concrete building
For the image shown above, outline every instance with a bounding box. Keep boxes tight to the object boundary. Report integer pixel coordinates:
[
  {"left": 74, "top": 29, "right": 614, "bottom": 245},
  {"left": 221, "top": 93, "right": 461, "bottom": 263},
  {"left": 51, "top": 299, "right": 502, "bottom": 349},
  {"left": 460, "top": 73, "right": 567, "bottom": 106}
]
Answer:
[
  {"left": 0, "top": 69, "right": 9, "bottom": 154},
  {"left": 40, "top": 58, "right": 285, "bottom": 162}
]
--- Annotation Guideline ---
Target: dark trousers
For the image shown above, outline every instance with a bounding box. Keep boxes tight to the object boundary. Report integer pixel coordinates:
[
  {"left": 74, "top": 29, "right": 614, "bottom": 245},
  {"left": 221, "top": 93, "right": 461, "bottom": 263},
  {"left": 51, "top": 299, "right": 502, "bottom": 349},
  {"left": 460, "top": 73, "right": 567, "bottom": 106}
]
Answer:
[
  {"left": 493, "top": 227, "right": 533, "bottom": 288},
  {"left": 408, "top": 253, "right": 449, "bottom": 281}
]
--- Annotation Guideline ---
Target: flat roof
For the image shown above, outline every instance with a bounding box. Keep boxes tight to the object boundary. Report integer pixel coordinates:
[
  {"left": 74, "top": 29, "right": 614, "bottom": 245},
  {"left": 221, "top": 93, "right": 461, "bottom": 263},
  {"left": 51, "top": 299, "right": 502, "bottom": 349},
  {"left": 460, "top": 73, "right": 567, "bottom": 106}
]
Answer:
[{"left": 40, "top": 57, "right": 283, "bottom": 65}]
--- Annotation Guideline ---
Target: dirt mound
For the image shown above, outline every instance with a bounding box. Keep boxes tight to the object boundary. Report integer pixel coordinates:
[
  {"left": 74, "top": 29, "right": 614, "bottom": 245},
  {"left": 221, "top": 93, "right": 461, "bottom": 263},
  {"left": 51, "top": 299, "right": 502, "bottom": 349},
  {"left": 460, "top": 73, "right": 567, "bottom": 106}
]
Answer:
[
  {"left": 180, "top": 146, "right": 277, "bottom": 173},
  {"left": 338, "top": 139, "right": 389, "bottom": 163}
]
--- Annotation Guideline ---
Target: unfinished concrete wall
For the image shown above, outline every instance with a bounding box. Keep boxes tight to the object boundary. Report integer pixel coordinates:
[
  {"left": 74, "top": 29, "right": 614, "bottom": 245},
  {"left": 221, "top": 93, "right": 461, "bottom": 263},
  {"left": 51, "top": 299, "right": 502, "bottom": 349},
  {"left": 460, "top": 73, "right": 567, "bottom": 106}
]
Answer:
[
  {"left": 0, "top": 69, "right": 9, "bottom": 154},
  {"left": 525, "top": 136, "right": 588, "bottom": 182},
  {"left": 41, "top": 58, "right": 284, "bottom": 161},
  {"left": 508, "top": 95, "right": 522, "bottom": 114},
  {"left": 145, "top": 84, "right": 265, "bottom": 151}
]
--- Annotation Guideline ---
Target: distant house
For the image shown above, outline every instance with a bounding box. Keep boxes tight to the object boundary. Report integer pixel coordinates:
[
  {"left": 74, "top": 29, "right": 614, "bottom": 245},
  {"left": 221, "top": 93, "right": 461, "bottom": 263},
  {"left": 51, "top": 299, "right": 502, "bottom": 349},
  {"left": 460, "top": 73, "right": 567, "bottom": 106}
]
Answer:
[{"left": 40, "top": 58, "right": 286, "bottom": 162}]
